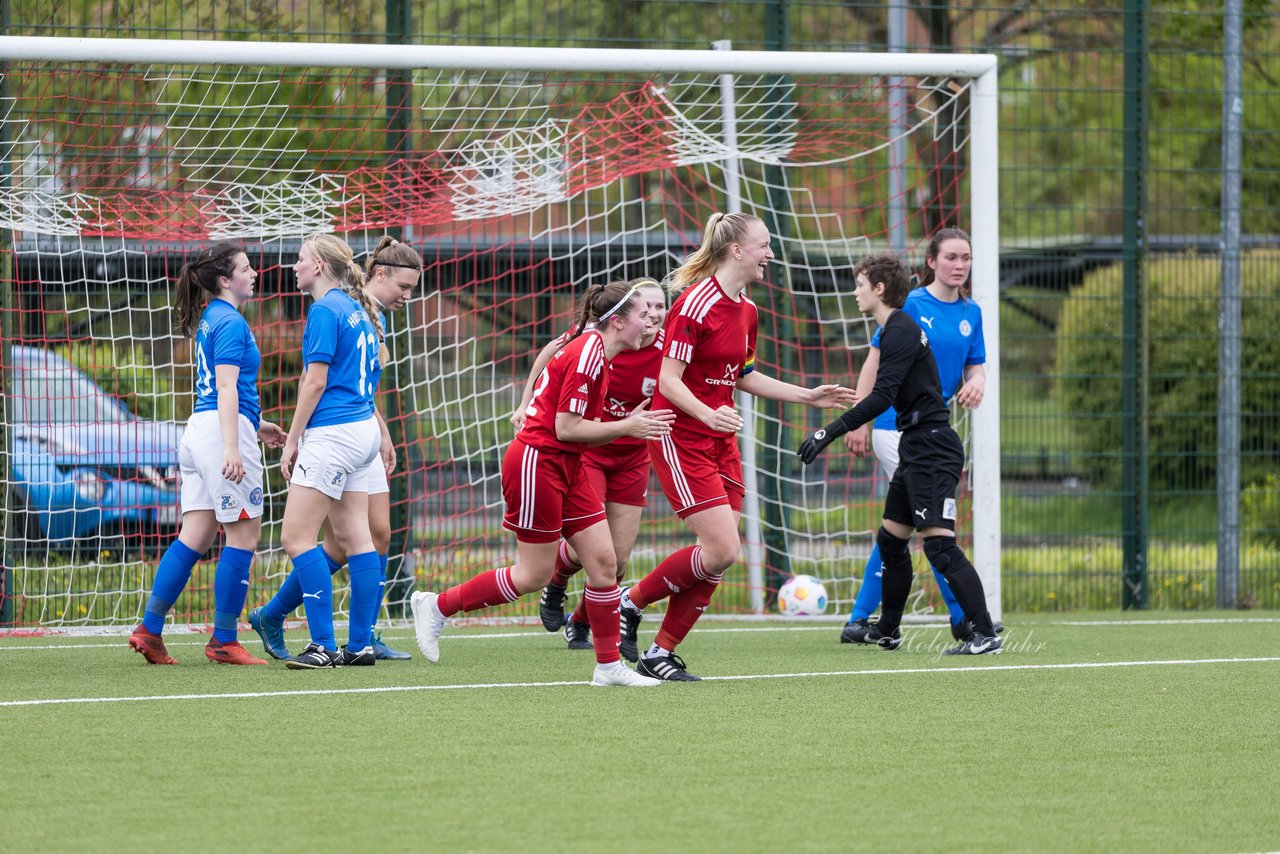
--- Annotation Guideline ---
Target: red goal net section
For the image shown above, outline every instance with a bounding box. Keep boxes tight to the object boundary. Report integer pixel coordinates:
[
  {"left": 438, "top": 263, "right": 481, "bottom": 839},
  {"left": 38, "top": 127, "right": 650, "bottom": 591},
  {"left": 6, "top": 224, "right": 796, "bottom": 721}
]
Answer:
[{"left": 0, "top": 37, "right": 1000, "bottom": 629}]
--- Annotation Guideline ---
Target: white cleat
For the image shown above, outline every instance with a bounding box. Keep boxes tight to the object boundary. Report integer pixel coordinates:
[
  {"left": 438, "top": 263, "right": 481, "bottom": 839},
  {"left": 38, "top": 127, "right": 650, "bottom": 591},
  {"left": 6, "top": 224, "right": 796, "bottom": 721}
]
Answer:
[
  {"left": 410, "top": 591, "right": 446, "bottom": 663},
  {"left": 591, "top": 661, "right": 661, "bottom": 687}
]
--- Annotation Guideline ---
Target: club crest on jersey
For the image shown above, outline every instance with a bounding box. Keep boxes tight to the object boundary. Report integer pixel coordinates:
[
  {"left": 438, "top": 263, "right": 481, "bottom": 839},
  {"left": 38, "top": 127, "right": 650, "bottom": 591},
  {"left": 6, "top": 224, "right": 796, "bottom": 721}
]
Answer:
[
  {"left": 959, "top": 319, "right": 973, "bottom": 337},
  {"left": 249, "top": 487, "right": 263, "bottom": 506},
  {"left": 641, "top": 377, "right": 657, "bottom": 397}
]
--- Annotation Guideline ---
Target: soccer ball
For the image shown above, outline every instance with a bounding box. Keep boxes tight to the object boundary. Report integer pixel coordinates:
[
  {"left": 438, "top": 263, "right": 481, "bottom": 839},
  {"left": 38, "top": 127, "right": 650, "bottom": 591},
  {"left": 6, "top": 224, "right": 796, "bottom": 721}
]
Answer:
[{"left": 777, "top": 575, "right": 828, "bottom": 617}]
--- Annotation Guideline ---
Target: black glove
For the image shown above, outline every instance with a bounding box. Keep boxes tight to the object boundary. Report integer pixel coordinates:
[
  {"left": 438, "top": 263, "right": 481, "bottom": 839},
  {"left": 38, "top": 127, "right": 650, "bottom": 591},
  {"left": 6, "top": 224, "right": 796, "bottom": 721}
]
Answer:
[{"left": 798, "top": 421, "right": 844, "bottom": 465}]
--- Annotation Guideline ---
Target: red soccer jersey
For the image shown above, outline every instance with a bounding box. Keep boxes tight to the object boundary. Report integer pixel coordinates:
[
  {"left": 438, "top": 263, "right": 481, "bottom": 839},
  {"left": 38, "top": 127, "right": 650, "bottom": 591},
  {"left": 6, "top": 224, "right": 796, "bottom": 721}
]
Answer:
[
  {"left": 518, "top": 328, "right": 610, "bottom": 453},
  {"left": 597, "top": 328, "right": 664, "bottom": 450},
  {"left": 653, "top": 276, "right": 758, "bottom": 437}
]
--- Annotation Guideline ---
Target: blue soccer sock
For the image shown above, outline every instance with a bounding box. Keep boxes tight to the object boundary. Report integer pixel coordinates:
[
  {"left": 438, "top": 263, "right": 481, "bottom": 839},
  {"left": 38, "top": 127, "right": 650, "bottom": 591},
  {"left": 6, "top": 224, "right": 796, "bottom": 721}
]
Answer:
[
  {"left": 262, "top": 568, "right": 300, "bottom": 623},
  {"left": 212, "top": 546, "right": 254, "bottom": 643},
  {"left": 346, "top": 551, "right": 381, "bottom": 651},
  {"left": 932, "top": 565, "right": 967, "bottom": 624},
  {"left": 142, "top": 540, "right": 202, "bottom": 634},
  {"left": 291, "top": 546, "right": 336, "bottom": 651},
  {"left": 266, "top": 546, "right": 346, "bottom": 622},
  {"left": 372, "top": 553, "right": 389, "bottom": 632},
  {"left": 848, "top": 543, "right": 884, "bottom": 622}
]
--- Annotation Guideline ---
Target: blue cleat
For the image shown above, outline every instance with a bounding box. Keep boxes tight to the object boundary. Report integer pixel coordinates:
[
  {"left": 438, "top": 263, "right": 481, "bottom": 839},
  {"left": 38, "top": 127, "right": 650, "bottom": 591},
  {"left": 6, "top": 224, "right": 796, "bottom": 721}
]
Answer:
[
  {"left": 249, "top": 606, "right": 290, "bottom": 661},
  {"left": 371, "top": 631, "right": 412, "bottom": 661}
]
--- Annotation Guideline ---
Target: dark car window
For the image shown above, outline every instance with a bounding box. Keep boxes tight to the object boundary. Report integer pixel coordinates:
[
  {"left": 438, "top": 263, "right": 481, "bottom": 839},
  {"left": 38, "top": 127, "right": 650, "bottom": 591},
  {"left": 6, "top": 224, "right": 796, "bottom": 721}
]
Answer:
[{"left": 8, "top": 368, "right": 132, "bottom": 424}]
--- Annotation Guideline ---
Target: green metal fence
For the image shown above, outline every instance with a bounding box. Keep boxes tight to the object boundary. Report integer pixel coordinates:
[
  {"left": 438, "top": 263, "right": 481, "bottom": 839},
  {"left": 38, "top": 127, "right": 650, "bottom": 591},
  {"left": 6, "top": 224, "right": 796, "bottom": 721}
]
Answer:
[{"left": 3, "top": 0, "right": 1278, "bottom": 612}]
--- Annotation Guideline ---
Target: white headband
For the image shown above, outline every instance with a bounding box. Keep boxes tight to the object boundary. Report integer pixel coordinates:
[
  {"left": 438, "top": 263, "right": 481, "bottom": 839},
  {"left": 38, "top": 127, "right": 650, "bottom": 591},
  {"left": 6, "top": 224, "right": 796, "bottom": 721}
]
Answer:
[{"left": 597, "top": 284, "right": 640, "bottom": 322}]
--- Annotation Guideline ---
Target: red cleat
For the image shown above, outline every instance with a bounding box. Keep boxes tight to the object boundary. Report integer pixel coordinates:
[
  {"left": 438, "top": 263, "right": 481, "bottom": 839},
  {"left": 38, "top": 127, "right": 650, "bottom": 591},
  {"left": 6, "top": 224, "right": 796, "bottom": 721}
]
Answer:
[
  {"left": 204, "top": 638, "right": 268, "bottom": 665},
  {"left": 129, "top": 625, "right": 179, "bottom": 665}
]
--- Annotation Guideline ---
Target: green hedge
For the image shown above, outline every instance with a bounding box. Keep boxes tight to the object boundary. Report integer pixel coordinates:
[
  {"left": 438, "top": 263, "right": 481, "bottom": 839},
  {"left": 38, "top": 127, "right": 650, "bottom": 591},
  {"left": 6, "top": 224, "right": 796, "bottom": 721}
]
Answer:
[{"left": 1054, "top": 252, "right": 1280, "bottom": 492}]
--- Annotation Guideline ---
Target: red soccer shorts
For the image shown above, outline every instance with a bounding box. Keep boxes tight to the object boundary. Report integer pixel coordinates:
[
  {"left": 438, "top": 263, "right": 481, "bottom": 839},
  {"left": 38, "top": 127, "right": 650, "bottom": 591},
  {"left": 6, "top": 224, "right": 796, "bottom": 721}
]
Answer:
[
  {"left": 648, "top": 429, "right": 745, "bottom": 519},
  {"left": 581, "top": 442, "right": 652, "bottom": 508},
  {"left": 501, "top": 439, "right": 606, "bottom": 543}
]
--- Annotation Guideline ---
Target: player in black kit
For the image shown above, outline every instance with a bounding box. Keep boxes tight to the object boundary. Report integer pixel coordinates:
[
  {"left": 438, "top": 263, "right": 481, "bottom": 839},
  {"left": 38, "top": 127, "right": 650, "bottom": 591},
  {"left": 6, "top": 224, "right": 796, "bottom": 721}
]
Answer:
[{"left": 798, "top": 253, "right": 1001, "bottom": 655}]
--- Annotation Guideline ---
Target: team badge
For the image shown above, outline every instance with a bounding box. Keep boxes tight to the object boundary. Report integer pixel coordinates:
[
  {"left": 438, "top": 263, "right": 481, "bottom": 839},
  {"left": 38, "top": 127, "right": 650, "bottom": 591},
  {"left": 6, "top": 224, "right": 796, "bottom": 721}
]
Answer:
[
  {"left": 959, "top": 319, "right": 972, "bottom": 337},
  {"left": 218, "top": 494, "right": 240, "bottom": 511},
  {"left": 249, "top": 487, "right": 263, "bottom": 506},
  {"left": 642, "top": 377, "right": 657, "bottom": 397}
]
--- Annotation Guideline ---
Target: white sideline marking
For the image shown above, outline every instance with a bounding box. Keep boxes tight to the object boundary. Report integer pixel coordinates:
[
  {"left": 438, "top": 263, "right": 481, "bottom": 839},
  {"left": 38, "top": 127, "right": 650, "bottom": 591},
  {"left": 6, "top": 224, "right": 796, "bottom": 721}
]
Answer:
[
  {"left": 2, "top": 656, "right": 1277, "bottom": 708},
  {"left": 1055, "top": 618, "right": 1280, "bottom": 626},
  {"left": 0, "top": 625, "right": 926, "bottom": 651},
  {"left": 4, "top": 617, "right": 1278, "bottom": 651}
]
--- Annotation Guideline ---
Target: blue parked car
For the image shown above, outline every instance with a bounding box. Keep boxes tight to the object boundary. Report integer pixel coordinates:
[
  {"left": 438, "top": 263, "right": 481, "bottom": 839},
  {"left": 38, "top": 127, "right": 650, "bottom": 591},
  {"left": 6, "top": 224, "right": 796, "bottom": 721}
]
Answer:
[{"left": 7, "top": 345, "right": 182, "bottom": 555}]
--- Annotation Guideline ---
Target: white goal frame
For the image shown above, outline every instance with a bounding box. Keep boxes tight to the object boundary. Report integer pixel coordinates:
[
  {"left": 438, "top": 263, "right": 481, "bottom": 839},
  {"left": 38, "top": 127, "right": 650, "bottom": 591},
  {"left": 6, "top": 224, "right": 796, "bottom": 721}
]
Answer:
[{"left": 0, "top": 35, "right": 1001, "bottom": 622}]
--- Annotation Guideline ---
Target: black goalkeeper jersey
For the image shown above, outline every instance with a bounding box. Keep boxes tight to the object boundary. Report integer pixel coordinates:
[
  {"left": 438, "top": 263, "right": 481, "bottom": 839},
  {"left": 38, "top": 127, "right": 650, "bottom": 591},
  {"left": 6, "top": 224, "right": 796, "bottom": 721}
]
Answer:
[{"left": 844, "top": 309, "right": 951, "bottom": 434}]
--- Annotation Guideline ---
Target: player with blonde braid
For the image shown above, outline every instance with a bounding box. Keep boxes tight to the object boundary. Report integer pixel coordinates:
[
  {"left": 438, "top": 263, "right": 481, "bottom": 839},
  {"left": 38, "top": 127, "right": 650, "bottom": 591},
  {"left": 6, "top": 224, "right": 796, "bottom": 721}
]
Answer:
[
  {"left": 251, "top": 237, "right": 423, "bottom": 662},
  {"left": 254, "top": 234, "right": 385, "bottom": 669}
]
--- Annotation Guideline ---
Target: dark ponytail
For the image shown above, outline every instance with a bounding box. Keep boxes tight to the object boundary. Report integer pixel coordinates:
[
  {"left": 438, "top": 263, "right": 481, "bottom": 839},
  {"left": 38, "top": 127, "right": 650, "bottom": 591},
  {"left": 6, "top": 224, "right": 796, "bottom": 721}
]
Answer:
[
  {"left": 573, "top": 279, "right": 639, "bottom": 338},
  {"left": 174, "top": 243, "right": 244, "bottom": 338}
]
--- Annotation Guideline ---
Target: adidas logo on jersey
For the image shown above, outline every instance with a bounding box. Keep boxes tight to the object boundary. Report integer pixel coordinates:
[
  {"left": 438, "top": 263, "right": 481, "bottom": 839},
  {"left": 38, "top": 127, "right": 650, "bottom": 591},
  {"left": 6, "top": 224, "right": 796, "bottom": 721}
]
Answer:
[{"left": 577, "top": 383, "right": 590, "bottom": 394}]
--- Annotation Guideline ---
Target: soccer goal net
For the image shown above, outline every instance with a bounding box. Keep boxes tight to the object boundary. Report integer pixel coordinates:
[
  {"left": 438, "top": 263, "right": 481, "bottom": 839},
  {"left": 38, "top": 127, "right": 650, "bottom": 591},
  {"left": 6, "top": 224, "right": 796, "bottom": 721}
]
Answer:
[{"left": 0, "top": 37, "right": 999, "bottom": 629}]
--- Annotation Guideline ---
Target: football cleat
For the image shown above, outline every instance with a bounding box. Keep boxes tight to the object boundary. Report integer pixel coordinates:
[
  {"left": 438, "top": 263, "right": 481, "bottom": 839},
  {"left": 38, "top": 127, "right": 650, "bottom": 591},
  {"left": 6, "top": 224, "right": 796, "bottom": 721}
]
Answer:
[
  {"left": 371, "top": 631, "right": 412, "bottom": 661},
  {"left": 204, "top": 638, "right": 268, "bottom": 665},
  {"left": 285, "top": 642, "right": 342, "bottom": 669},
  {"left": 840, "top": 618, "right": 874, "bottom": 644},
  {"left": 336, "top": 645, "right": 376, "bottom": 666},
  {"left": 865, "top": 625, "right": 902, "bottom": 650},
  {"left": 942, "top": 634, "right": 1003, "bottom": 656},
  {"left": 410, "top": 591, "right": 446, "bottom": 663},
  {"left": 636, "top": 651, "right": 701, "bottom": 682},
  {"left": 950, "top": 619, "right": 975, "bottom": 643},
  {"left": 564, "top": 619, "right": 593, "bottom": 650},
  {"left": 591, "top": 661, "right": 661, "bottom": 687},
  {"left": 248, "top": 606, "right": 290, "bottom": 661},
  {"left": 128, "top": 625, "right": 178, "bottom": 665},
  {"left": 618, "top": 588, "right": 643, "bottom": 663},
  {"left": 539, "top": 583, "right": 567, "bottom": 632}
]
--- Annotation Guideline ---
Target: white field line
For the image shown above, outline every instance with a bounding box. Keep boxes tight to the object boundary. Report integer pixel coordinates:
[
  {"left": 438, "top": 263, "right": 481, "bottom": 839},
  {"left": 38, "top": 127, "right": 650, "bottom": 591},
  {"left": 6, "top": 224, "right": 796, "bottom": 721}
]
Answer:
[
  {"left": 3, "top": 617, "right": 1279, "bottom": 651},
  {"left": 6, "top": 614, "right": 1277, "bottom": 641},
  {"left": 2, "top": 656, "right": 1277, "bottom": 709},
  {"left": 1054, "top": 618, "right": 1280, "bottom": 626}
]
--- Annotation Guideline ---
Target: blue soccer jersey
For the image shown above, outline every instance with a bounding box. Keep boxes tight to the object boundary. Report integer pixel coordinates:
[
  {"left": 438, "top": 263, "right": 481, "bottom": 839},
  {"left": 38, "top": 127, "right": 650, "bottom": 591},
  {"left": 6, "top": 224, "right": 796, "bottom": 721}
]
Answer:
[
  {"left": 870, "top": 286, "right": 985, "bottom": 430},
  {"left": 192, "top": 297, "right": 262, "bottom": 430},
  {"left": 304, "top": 288, "right": 380, "bottom": 428}
]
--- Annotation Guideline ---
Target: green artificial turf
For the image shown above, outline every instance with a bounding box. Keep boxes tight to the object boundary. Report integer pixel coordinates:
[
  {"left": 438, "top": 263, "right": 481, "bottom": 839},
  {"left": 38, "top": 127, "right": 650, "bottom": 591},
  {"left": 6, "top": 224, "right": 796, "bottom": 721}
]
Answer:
[{"left": 2, "top": 613, "right": 1278, "bottom": 852}]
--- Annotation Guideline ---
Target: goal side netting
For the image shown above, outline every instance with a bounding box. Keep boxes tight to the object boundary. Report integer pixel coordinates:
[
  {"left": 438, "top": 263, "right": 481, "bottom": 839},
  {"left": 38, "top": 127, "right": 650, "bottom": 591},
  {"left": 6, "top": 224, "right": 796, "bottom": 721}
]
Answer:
[{"left": 0, "top": 38, "right": 1000, "bottom": 629}]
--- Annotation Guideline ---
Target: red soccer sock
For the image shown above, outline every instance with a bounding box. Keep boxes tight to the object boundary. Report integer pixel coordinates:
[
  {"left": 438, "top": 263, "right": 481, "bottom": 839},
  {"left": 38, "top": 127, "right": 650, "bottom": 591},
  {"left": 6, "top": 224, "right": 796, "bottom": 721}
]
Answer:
[
  {"left": 551, "top": 541, "right": 583, "bottom": 588},
  {"left": 570, "top": 597, "right": 588, "bottom": 625},
  {"left": 437, "top": 566, "right": 519, "bottom": 617},
  {"left": 628, "top": 545, "right": 706, "bottom": 610},
  {"left": 654, "top": 572, "right": 722, "bottom": 651},
  {"left": 583, "top": 584, "right": 622, "bottom": 664}
]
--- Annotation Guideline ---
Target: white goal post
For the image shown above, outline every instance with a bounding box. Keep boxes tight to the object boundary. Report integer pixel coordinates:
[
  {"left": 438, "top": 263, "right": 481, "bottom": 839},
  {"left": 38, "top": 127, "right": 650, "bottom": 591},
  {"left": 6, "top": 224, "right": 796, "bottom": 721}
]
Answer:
[{"left": 0, "top": 35, "right": 999, "bottom": 626}]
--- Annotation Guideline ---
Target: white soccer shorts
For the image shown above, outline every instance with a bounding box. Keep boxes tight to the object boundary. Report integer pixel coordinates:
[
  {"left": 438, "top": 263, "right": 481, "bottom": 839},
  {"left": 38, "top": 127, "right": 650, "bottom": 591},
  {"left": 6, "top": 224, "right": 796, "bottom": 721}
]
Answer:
[
  {"left": 291, "top": 416, "right": 381, "bottom": 499},
  {"left": 357, "top": 453, "right": 390, "bottom": 496},
  {"left": 872, "top": 427, "right": 903, "bottom": 481},
  {"left": 178, "top": 410, "right": 266, "bottom": 523}
]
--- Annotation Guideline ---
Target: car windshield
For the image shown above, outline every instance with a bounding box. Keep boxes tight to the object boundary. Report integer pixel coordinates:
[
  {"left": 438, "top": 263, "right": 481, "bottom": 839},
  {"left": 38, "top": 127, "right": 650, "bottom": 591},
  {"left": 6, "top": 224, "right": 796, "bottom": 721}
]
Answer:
[{"left": 8, "top": 367, "right": 133, "bottom": 424}]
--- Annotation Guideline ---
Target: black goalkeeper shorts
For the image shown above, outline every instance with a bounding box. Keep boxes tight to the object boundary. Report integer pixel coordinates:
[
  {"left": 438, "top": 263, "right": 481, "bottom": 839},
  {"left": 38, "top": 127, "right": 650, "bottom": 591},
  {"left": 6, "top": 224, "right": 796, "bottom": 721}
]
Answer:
[{"left": 882, "top": 426, "right": 965, "bottom": 532}]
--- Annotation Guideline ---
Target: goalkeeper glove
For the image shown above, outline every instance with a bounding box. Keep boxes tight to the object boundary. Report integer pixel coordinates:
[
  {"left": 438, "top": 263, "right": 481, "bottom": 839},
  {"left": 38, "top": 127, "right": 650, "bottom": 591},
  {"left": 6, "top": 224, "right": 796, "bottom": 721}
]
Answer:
[{"left": 797, "top": 413, "right": 854, "bottom": 465}]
